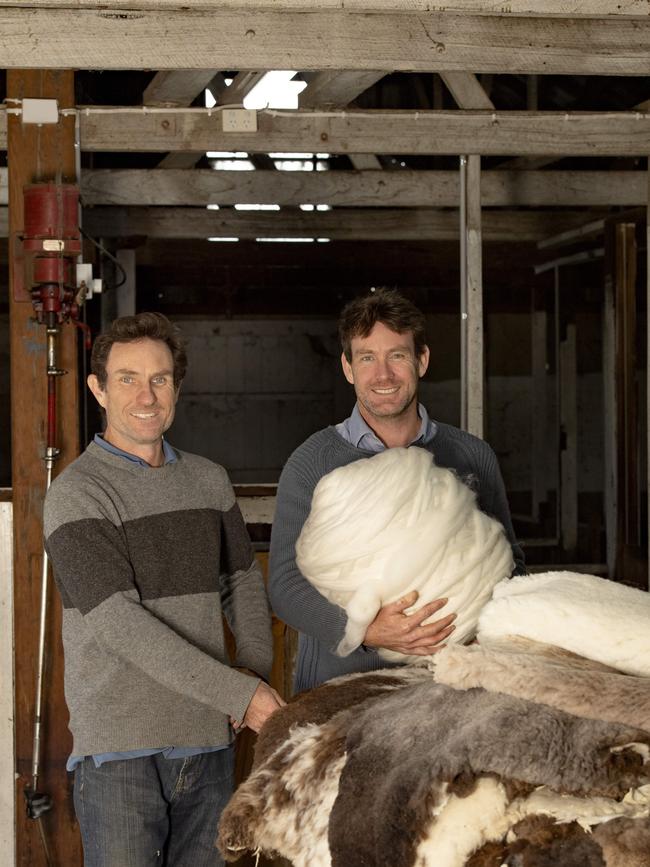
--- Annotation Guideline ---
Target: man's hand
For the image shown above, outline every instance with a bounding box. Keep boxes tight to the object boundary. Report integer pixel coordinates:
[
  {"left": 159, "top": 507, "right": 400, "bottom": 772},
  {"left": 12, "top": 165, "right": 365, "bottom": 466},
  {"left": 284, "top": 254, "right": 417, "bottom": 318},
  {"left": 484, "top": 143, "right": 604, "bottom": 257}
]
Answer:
[
  {"left": 363, "top": 591, "right": 456, "bottom": 656},
  {"left": 231, "top": 681, "right": 286, "bottom": 734}
]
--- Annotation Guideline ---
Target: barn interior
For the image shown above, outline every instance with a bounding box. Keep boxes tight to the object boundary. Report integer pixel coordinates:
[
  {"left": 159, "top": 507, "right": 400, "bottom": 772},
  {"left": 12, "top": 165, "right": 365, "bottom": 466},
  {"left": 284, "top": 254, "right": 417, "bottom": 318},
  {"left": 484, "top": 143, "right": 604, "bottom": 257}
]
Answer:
[{"left": 1, "top": 2, "right": 650, "bottom": 865}]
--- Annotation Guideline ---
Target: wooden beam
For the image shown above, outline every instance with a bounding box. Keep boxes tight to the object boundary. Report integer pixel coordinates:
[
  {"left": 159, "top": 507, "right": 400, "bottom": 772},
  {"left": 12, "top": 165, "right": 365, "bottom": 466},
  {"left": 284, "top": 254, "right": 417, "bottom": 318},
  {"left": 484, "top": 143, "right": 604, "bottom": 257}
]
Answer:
[
  {"left": 72, "top": 168, "right": 648, "bottom": 207},
  {"left": 3, "top": 2, "right": 649, "bottom": 18},
  {"left": 21, "top": 110, "right": 645, "bottom": 157},
  {"left": 348, "top": 155, "right": 383, "bottom": 170},
  {"left": 1, "top": 10, "right": 650, "bottom": 73},
  {"left": 79, "top": 205, "right": 600, "bottom": 241},
  {"left": 222, "top": 71, "right": 268, "bottom": 104},
  {"left": 8, "top": 69, "right": 81, "bottom": 867},
  {"left": 147, "top": 70, "right": 218, "bottom": 168},
  {"left": 143, "top": 70, "right": 218, "bottom": 106},
  {"left": 300, "top": 71, "right": 385, "bottom": 109},
  {"left": 2, "top": 166, "right": 646, "bottom": 208},
  {"left": 440, "top": 72, "right": 494, "bottom": 110}
]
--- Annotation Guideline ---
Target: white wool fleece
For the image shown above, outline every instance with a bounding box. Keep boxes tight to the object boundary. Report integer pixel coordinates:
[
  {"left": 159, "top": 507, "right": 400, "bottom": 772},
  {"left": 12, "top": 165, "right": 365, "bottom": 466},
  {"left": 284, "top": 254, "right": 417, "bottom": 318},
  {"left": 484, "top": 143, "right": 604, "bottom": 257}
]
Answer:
[
  {"left": 295, "top": 447, "right": 514, "bottom": 663},
  {"left": 477, "top": 571, "right": 650, "bottom": 677}
]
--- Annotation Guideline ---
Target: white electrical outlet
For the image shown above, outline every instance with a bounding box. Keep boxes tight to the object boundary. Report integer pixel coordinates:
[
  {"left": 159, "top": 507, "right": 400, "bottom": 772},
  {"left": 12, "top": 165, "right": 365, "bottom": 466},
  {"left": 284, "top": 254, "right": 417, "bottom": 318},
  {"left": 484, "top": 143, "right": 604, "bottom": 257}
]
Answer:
[{"left": 222, "top": 108, "right": 258, "bottom": 133}]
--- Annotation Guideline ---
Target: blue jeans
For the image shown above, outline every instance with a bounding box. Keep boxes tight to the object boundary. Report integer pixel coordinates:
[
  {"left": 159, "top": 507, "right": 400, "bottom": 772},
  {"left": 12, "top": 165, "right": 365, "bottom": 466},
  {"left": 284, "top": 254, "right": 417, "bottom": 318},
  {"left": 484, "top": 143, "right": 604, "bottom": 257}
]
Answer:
[{"left": 73, "top": 748, "right": 234, "bottom": 867}]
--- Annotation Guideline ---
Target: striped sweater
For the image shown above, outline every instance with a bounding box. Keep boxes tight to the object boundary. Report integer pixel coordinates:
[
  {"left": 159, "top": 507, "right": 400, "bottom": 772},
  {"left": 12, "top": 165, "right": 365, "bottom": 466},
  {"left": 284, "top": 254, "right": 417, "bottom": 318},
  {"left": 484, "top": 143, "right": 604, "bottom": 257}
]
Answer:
[
  {"left": 269, "top": 423, "right": 524, "bottom": 692},
  {"left": 44, "top": 441, "right": 273, "bottom": 758}
]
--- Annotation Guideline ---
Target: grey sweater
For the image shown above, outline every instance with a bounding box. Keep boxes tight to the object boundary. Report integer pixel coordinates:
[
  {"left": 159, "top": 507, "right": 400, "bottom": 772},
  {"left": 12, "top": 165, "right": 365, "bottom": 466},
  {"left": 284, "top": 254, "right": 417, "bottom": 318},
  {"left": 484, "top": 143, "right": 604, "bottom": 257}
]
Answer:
[
  {"left": 269, "top": 424, "right": 524, "bottom": 692},
  {"left": 44, "top": 441, "right": 273, "bottom": 757}
]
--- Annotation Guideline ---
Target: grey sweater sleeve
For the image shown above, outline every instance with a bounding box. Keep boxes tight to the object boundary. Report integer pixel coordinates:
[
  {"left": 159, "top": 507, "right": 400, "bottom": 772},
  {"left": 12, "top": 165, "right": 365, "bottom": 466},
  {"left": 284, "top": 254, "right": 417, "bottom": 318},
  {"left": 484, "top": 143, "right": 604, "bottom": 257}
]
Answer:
[
  {"left": 483, "top": 449, "right": 526, "bottom": 576},
  {"left": 219, "top": 503, "right": 273, "bottom": 681},
  {"left": 268, "top": 445, "right": 352, "bottom": 653}
]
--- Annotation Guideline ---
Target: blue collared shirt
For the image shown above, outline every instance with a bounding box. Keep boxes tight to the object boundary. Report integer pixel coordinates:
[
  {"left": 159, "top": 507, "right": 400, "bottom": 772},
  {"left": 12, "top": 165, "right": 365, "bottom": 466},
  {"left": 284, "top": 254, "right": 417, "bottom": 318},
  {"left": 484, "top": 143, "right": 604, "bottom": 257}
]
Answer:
[
  {"left": 67, "top": 434, "right": 227, "bottom": 772},
  {"left": 93, "top": 433, "right": 177, "bottom": 467},
  {"left": 336, "top": 402, "right": 437, "bottom": 452}
]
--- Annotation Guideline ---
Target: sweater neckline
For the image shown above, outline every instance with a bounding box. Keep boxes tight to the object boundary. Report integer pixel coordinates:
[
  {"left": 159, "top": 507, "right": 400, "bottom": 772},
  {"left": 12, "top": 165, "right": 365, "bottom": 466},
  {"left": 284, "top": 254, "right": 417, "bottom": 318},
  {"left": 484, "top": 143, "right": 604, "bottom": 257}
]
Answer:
[{"left": 86, "top": 440, "right": 181, "bottom": 477}]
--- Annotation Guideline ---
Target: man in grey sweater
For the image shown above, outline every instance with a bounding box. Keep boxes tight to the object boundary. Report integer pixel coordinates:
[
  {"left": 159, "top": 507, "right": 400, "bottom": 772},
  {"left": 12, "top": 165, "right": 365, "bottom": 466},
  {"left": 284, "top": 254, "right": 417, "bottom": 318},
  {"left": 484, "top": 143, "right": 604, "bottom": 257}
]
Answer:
[
  {"left": 45, "top": 312, "right": 284, "bottom": 867},
  {"left": 269, "top": 289, "right": 524, "bottom": 694}
]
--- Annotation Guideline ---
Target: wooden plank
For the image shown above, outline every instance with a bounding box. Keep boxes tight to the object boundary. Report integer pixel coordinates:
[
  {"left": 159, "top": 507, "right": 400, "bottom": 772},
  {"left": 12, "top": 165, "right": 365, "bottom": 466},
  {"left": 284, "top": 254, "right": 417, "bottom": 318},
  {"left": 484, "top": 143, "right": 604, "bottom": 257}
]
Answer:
[
  {"left": 603, "top": 244, "right": 617, "bottom": 578},
  {"left": 464, "top": 154, "right": 484, "bottom": 438},
  {"left": 440, "top": 72, "right": 494, "bottom": 109},
  {"left": 81, "top": 204, "right": 597, "bottom": 240},
  {"left": 143, "top": 70, "right": 218, "bottom": 106},
  {"left": 0, "top": 502, "right": 15, "bottom": 867},
  {"left": 2, "top": 11, "right": 650, "bottom": 73},
  {"left": 8, "top": 69, "right": 81, "bottom": 867},
  {"left": 348, "top": 155, "right": 383, "bottom": 169},
  {"left": 3, "top": 110, "right": 650, "bottom": 157},
  {"left": 150, "top": 71, "right": 223, "bottom": 169},
  {"left": 531, "top": 306, "right": 548, "bottom": 520},
  {"left": 222, "top": 71, "right": 268, "bottom": 104},
  {"left": 75, "top": 168, "right": 649, "bottom": 207},
  {"left": 614, "top": 221, "right": 641, "bottom": 579},
  {"left": 300, "top": 71, "right": 386, "bottom": 109},
  {"left": 65, "top": 110, "right": 650, "bottom": 156},
  {"left": 647, "top": 162, "right": 650, "bottom": 590},
  {"left": 3, "top": 1, "right": 649, "bottom": 17}
]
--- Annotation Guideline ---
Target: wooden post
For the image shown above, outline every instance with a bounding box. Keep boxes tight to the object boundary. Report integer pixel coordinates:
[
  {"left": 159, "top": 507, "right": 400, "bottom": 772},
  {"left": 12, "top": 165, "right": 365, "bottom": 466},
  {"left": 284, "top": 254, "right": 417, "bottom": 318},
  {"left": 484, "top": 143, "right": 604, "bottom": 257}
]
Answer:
[
  {"left": 460, "top": 154, "right": 484, "bottom": 438},
  {"left": 647, "top": 163, "right": 650, "bottom": 590},
  {"left": 0, "top": 501, "right": 15, "bottom": 867},
  {"left": 8, "top": 70, "right": 82, "bottom": 866}
]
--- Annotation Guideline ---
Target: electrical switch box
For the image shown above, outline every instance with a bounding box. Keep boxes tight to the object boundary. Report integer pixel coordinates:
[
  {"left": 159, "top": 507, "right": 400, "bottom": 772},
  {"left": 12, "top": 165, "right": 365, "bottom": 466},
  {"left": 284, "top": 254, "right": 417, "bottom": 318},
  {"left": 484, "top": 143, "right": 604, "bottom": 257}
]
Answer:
[{"left": 222, "top": 109, "right": 258, "bottom": 133}]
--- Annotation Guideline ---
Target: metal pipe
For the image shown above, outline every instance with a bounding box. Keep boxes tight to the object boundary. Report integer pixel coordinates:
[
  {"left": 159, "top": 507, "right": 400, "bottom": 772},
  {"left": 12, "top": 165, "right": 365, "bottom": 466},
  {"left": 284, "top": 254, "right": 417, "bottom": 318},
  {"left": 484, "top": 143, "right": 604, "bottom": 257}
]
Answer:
[{"left": 29, "top": 323, "right": 61, "bottom": 802}]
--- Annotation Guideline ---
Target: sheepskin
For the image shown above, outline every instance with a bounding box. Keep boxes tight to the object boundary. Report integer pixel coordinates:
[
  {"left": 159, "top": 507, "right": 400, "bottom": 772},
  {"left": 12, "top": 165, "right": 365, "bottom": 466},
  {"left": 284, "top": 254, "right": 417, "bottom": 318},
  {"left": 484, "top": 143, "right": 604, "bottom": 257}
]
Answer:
[
  {"left": 295, "top": 447, "right": 514, "bottom": 662},
  {"left": 433, "top": 639, "right": 650, "bottom": 734},
  {"left": 477, "top": 571, "right": 650, "bottom": 677},
  {"left": 218, "top": 667, "right": 650, "bottom": 867}
]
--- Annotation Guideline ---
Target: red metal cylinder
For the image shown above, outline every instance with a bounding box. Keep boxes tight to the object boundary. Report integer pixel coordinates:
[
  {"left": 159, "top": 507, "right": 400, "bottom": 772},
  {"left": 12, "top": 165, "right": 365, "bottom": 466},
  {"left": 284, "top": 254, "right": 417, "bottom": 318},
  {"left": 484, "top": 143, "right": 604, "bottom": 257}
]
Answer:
[{"left": 24, "top": 183, "right": 79, "bottom": 241}]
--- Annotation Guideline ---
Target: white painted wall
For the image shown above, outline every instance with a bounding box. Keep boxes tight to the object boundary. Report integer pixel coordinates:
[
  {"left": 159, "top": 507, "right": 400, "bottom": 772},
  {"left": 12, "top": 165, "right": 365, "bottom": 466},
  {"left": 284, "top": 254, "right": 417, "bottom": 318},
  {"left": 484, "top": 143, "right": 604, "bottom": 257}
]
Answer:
[{"left": 0, "top": 500, "right": 16, "bottom": 867}]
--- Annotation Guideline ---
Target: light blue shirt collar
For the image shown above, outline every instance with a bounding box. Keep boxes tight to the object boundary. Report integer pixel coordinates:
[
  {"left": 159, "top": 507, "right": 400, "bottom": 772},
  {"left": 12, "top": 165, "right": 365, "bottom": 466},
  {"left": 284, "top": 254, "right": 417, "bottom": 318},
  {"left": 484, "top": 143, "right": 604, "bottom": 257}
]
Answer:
[
  {"left": 93, "top": 433, "right": 176, "bottom": 467},
  {"left": 335, "top": 403, "right": 437, "bottom": 454}
]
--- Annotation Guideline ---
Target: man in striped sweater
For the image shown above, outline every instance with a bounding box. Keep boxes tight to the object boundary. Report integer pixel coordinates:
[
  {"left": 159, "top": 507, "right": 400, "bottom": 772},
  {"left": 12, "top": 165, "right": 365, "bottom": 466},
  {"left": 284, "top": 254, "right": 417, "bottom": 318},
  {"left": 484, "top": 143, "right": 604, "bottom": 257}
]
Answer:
[
  {"left": 45, "top": 312, "right": 283, "bottom": 867},
  {"left": 269, "top": 289, "right": 525, "bottom": 694}
]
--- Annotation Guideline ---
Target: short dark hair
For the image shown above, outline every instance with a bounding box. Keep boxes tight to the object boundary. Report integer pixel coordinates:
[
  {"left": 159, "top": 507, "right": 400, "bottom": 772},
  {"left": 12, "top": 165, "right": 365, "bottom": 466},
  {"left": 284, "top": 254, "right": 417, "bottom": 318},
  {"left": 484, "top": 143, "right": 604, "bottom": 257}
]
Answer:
[
  {"left": 91, "top": 312, "right": 187, "bottom": 389},
  {"left": 338, "top": 288, "right": 428, "bottom": 361}
]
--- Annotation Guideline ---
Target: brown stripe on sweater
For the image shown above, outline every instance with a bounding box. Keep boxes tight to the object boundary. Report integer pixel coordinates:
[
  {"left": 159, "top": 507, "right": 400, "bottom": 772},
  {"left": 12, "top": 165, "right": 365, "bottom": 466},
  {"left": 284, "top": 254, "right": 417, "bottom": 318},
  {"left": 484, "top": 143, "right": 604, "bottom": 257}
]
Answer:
[{"left": 48, "top": 507, "right": 251, "bottom": 613}]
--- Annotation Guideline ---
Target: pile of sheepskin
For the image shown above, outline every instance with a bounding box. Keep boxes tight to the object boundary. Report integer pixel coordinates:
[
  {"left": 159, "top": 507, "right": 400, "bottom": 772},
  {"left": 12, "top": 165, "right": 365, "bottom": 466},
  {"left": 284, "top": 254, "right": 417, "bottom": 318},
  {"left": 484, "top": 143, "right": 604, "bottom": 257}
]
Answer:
[{"left": 218, "top": 447, "right": 650, "bottom": 866}]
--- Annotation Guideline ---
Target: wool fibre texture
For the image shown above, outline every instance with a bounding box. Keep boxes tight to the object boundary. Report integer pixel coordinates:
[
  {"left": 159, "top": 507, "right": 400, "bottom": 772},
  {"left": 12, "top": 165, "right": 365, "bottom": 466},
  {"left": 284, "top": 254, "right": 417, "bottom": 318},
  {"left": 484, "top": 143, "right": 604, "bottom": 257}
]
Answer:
[
  {"left": 434, "top": 639, "right": 650, "bottom": 733},
  {"left": 295, "top": 446, "right": 514, "bottom": 662},
  {"left": 219, "top": 667, "right": 650, "bottom": 867},
  {"left": 478, "top": 571, "right": 650, "bottom": 676}
]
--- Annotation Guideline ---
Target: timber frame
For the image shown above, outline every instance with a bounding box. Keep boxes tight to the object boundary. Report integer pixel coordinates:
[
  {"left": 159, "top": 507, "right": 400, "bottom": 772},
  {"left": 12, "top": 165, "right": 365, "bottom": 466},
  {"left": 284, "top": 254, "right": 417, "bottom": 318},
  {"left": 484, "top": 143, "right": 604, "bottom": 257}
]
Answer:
[{"left": 2, "top": 4, "right": 650, "bottom": 867}]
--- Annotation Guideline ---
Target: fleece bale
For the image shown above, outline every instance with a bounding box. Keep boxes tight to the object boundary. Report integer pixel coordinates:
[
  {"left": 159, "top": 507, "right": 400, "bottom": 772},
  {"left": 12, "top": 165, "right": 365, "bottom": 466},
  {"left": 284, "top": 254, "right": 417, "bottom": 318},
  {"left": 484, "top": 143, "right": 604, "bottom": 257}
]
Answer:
[
  {"left": 295, "top": 446, "right": 514, "bottom": 663},
  {"left": 477, "top": 571, "right": 650, "bottom": 677}
]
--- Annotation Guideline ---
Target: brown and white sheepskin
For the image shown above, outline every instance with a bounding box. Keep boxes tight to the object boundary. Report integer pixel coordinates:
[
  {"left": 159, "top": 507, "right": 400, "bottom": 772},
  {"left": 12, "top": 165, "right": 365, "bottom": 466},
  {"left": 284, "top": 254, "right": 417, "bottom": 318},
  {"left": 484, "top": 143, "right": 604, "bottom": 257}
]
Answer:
[
  {"left": 218, "top": 666, "right": 650, "bottom": 867},
  {"left": 434, "top": 637, "right": 650, "bottom": 734}
]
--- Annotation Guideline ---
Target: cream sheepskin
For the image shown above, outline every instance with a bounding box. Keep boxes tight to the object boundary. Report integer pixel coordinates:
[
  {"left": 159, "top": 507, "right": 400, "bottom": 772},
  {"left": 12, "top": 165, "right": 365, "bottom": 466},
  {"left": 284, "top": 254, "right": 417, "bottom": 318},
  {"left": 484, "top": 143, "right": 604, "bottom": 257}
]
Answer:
[
  {"left": 477, "top": 571, "right": 650, "bottom": 677},
  {"left": 295, "top": 446, "right": 514, "bottom": 663}
]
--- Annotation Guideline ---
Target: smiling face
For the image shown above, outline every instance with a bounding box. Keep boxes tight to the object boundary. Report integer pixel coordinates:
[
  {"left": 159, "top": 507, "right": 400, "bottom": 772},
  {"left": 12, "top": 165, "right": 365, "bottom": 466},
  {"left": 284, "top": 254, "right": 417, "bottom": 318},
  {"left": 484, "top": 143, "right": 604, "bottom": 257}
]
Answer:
[
  {"left": 87, "top": 338, "right": 179, "bottom": 463},
  {"left": 341, "top": 321, "right": 429, "bottom": 428}
]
